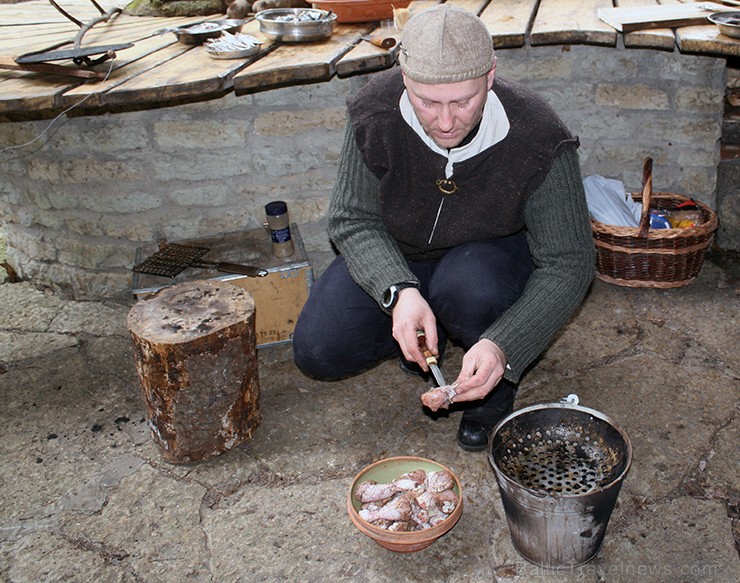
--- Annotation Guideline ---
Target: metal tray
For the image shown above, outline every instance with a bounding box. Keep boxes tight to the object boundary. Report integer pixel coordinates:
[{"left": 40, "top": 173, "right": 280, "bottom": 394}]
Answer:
[
  {"left": 206, "top": 46, "right": 261, "bottom": 59},
  {"left": 167, "top": 19, "right": 245, "bottom": 45}
]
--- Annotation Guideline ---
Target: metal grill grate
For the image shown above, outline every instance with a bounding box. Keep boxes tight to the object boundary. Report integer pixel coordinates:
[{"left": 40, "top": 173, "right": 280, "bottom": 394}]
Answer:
[
  {"left": 491, "top": 408, "right": 628, "bottom": 496},
  {"left": 133, "top": 244, "right": 210, "bottom": 278}
]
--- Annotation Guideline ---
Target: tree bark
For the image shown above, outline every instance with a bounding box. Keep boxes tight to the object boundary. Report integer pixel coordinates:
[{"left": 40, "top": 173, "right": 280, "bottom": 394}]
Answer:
[{"left": 127, "top": 279, "right": 260, "bottom": 463}]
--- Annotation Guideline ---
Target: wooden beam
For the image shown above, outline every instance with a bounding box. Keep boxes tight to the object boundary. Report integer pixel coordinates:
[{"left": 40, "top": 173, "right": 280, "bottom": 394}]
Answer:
[
  {"left": 480, "top": 0, "right": 539, "bottom": 49},
  {"left": 532, "top": 0, "right": 617, "bottom": 46},
  {"left": 598, "top": 1, "right": 731, "bottom": 33}
]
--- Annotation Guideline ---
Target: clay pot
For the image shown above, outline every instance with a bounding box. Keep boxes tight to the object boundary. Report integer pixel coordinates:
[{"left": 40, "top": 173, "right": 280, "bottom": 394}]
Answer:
[{"left": 347, "top": 456, "right": 463, "bottom": 553}]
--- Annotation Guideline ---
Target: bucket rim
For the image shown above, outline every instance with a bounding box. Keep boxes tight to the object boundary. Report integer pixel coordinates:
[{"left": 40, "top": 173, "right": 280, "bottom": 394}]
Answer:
[{"left": 487, "top": 402, "right": 633, "bottom": 498}]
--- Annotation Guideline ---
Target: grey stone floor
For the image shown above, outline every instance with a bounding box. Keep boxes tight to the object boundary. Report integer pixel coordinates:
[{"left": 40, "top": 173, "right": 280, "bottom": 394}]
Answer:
[{"left": 0, "top": 253, "right": 738, "bottom": 583}]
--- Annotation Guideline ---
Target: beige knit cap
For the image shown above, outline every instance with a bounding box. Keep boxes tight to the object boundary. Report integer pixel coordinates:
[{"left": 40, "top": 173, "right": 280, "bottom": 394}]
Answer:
[{"left": 399, "top": 5, "right": 495, "bottom": 84}]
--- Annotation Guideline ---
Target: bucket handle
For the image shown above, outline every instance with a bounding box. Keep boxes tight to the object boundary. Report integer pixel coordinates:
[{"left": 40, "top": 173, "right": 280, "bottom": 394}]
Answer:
[{"left": 559, "top": 394, "right": 579, "bottom": 406}]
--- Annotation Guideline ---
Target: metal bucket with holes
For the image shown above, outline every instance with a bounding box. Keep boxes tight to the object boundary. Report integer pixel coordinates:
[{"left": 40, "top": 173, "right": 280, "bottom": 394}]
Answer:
[{"left": 488, "top": 397, "right": 632, "bottom": 568}]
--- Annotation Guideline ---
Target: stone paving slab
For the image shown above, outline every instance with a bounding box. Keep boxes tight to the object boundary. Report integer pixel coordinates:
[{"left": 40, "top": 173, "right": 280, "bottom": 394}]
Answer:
[{"left": 0, "top": 254, "right": 738, "bottom": 582}]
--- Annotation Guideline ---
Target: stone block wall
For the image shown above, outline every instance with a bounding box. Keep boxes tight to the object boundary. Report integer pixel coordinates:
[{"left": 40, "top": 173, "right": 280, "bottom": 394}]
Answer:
[
  {"left": 0, "top": 43, "right": 728, "bottom": 300},
  {"left": 502, "top": 44, "right": 725, "bottom": 198}
]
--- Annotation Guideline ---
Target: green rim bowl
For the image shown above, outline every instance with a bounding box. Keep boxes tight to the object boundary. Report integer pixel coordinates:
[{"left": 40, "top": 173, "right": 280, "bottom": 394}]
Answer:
[{"left": 347, "top": 456, "right": 463, "bottom": 553}]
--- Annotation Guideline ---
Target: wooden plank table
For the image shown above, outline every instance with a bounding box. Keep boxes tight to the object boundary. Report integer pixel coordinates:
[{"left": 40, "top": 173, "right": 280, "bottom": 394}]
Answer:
[
  {"left": 233, "top": 22, "right": 371, "bottom": 94},
  {"left": 619, "top": 0, "right": 679, "bottom": 51},
  {"left": 0, "top": 0, "right": 738, "bottom": 120},
  {"left": 531, "top": 0, "right": 617, "bottom": 46},
  {"left": 480, "top": 0, "right": 540, "bottom": 48}
]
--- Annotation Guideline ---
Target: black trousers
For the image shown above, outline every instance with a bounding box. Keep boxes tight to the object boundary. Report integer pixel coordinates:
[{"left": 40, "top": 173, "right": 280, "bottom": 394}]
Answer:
[{"left": 293, "top": 232, "right": 534, "bottom": 380}]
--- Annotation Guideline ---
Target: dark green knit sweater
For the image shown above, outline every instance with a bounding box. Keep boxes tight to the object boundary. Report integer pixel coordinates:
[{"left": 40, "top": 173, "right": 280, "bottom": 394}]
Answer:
[{"left": 328, "top": 81, "right": 595, "bottom": 382}]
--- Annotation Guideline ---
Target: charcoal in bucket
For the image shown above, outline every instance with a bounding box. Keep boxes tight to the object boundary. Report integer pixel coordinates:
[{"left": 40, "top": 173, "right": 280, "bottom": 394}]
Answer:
[{"left": 488, "top": 401, "right": 631, "bottom": 569}]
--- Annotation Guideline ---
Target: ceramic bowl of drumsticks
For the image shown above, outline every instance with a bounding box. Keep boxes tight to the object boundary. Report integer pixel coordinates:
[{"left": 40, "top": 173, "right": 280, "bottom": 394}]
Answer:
[{"left": 347, "top": 456, "right": 463, "bottom": 552}]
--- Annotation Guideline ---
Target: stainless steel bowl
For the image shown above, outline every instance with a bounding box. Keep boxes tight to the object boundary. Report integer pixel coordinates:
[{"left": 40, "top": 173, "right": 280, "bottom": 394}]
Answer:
[
  {"left": 255, "top": 8, "right": 337, "bottom": 43},
  {"left": 708, "top": 12, "right": 740, "bottom": 39}
]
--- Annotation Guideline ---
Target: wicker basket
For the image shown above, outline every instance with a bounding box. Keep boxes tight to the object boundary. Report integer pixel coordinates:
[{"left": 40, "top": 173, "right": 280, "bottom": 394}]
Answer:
[{"left": 591, "top": 158, "right": 718, "bottom": 289}]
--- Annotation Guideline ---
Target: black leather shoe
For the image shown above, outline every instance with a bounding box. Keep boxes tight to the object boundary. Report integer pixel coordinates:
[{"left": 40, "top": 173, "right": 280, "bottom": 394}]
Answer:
[
  {"left": 456, "top": 418, "right": 499, "bottom": 452},
  {"left": 399, "top": 356, "right": 425, "bottom": 377},
  {"left": 456, "top": 382, "right": 516, "bottom": 452}
]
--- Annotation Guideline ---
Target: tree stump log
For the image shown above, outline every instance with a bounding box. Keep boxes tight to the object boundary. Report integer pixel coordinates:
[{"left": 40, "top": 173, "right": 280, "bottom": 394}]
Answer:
[{"left": 127, "top": 280, "right": 260, "bottom": 463}]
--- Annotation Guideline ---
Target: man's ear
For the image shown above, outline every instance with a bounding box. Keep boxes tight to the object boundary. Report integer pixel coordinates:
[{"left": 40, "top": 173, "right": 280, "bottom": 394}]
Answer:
[{"left": 487, "top": 57, "right": 497, "bottom": 90}]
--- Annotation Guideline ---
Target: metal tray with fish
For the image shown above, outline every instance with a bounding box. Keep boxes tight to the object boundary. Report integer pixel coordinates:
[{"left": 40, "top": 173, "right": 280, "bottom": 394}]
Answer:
[
  {"left": 204, "top": 32, "right": 263, "bottom": 59},
  {"left": 161, "top": 19, "right": 246, "bottom": 45}
]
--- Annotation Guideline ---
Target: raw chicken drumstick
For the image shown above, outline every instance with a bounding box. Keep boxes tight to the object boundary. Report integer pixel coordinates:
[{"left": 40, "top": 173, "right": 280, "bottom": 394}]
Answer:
[{"left": 420, "top": 384, "right": 458, "bottom": 412}]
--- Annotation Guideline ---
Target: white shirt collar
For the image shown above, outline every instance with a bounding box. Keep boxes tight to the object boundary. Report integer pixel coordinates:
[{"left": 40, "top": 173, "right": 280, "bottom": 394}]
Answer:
[{"left": 399, "top": 89, "right": 510, "bottom": 179}]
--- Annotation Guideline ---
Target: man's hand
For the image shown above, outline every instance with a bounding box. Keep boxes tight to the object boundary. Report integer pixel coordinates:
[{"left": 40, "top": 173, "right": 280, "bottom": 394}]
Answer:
[
  {"left": 391, "top": 288, "right": 438, "bottom": 370},
  {"left": 450, "top": 339, "right": 507, "bottom": 402}
]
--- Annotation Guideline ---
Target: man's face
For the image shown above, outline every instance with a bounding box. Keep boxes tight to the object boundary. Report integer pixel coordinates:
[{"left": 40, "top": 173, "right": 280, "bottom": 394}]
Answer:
[{"left": 403, "top": 66, "right": 495, "bottom": 150}]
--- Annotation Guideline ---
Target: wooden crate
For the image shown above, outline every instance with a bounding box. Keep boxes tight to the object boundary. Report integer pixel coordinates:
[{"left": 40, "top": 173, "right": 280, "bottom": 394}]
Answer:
[{"left": 132, "top": 225, "right": 313, "bottom": 347}]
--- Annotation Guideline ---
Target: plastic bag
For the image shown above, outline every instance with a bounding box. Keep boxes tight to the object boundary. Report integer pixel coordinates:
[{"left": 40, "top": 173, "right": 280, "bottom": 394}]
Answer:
[{"left": 583, "top": 175, "right": 641, "bottom": 227}]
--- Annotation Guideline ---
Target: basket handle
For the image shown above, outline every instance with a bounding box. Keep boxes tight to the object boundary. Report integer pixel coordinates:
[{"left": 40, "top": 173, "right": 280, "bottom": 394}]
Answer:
[{"left": 637, "top": 157, "right": 653, "bottom": 238}]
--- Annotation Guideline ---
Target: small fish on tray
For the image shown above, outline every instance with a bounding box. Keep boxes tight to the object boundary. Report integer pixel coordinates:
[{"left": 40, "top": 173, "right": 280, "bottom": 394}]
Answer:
[
  {"left": 160, "top": 19, "right": 245, "bottom": 45},
  {"left": 205, "top": 32, "right": 263, "bottom": 59},
  {"left": 354, "top": 469, "right": 458, "bottom": 531}
]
